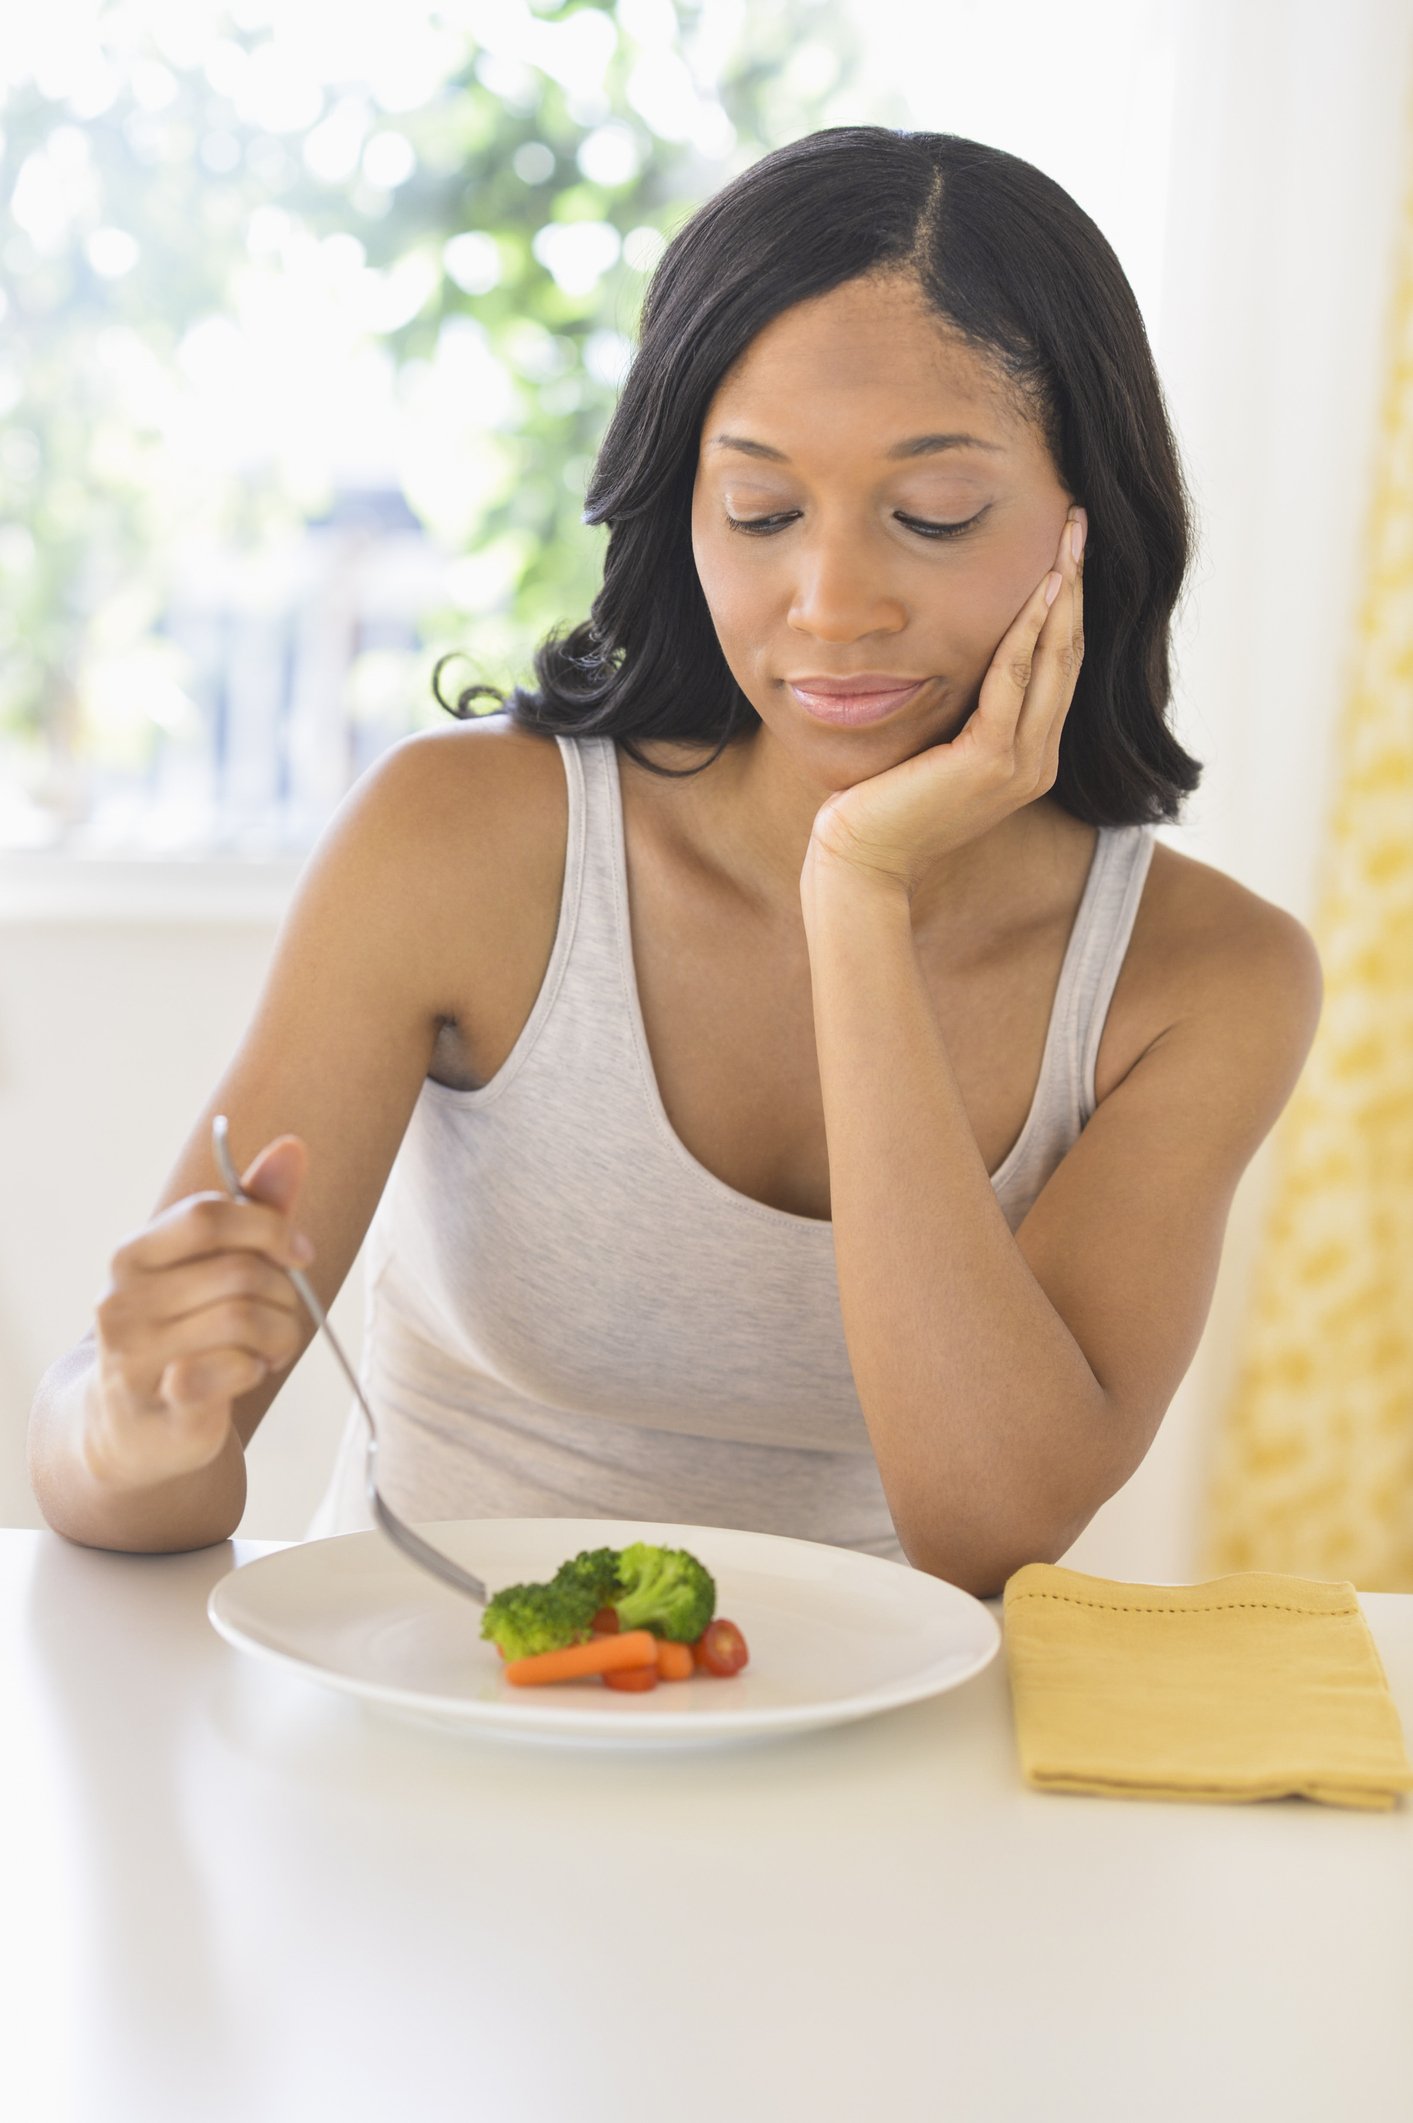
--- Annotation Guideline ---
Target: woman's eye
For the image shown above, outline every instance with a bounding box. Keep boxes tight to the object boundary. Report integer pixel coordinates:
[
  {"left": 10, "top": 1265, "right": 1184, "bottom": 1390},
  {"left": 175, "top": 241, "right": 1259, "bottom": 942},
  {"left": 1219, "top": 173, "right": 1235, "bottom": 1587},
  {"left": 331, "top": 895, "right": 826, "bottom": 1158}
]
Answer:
[
  {"left": 723, "top": 511, "right": 799, "bottom": 535},
  {"left": 723, "top": 509, "right": 984, "bottom": 539},
  {"left": 896, "top": 511, "right": 984, "bottom": 540}
]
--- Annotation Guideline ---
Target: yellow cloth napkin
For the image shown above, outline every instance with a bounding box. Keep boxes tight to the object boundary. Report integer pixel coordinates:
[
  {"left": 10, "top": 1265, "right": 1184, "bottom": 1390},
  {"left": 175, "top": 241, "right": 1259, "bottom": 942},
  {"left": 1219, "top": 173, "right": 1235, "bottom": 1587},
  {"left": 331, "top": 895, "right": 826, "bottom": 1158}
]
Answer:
[{"left": 1002, "top": 1563, "right": 1413, "bottom": 1811}]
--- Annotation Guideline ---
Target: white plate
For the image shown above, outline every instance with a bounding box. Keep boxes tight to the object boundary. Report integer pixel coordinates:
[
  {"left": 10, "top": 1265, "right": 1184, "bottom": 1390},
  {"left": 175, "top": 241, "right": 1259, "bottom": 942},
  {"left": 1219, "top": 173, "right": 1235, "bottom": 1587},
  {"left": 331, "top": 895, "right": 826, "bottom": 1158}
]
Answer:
[{"left": 208, "top": 1517, "right": 1001, "bottom": 1751}]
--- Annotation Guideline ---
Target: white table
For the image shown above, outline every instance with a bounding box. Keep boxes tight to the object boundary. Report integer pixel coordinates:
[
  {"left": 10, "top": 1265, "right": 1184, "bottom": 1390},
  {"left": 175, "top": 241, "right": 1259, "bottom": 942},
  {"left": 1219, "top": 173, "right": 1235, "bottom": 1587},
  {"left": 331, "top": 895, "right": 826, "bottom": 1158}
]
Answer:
[{"left": 6, "top": 1530, "right": 1413, "bottom": 2123}]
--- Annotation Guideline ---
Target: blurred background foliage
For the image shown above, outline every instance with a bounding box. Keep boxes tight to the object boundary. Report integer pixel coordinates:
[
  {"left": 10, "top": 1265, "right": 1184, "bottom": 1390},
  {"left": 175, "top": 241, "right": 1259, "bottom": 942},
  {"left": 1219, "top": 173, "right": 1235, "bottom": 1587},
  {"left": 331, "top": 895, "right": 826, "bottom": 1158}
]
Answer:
[{"left": 0, "top": 0, "right": 879, "bottom": 851}]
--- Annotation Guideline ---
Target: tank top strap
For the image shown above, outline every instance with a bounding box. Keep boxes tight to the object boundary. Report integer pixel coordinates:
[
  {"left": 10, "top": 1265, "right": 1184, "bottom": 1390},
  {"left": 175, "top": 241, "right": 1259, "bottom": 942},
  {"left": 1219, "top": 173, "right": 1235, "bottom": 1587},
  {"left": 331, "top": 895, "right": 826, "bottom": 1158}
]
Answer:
[
  {"left": 550, "top": 732, "right": 619, "bottom": 951},
  {"left": 429, "top": 730, "right": 600, "bottom": 1113},
  {"left": 1072, "top": 824, "right": 1158, "bottom": 1123}
]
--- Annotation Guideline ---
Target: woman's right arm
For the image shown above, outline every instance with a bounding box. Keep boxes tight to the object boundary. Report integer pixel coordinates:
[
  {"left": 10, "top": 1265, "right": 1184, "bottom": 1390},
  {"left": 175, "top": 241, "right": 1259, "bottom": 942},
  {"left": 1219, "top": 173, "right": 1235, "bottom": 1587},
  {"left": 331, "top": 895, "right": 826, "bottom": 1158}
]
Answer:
[{"left": 28, "top": 726, "right": 486, "bottom": 1554}]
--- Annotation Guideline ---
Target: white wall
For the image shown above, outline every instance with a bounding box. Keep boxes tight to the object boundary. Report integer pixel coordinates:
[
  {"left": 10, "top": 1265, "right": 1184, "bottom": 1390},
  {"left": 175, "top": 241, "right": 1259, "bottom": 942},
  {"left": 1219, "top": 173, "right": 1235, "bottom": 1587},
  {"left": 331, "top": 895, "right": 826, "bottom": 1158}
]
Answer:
[{"left": 5, "top": 888, "right": 362, "bottom": 1540}]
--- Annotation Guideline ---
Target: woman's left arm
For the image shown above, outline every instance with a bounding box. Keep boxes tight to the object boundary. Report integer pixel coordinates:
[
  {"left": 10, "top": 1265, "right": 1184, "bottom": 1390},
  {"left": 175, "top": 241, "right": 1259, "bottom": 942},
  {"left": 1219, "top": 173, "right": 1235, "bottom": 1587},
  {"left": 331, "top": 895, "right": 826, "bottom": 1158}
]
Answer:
[
  {"left": 803, "top": 854, "right": 1320, "bottom": 1597},
  {"left": 800, "top": 508, "right": 1322, "bottom": 1595}
]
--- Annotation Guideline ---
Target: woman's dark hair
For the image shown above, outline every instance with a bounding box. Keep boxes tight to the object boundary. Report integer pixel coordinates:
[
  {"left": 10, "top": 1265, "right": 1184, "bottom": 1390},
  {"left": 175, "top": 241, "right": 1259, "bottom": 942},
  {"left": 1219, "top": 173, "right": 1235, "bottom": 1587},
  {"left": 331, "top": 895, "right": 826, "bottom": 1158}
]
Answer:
[{"left": 435, "top": 126, "right": 1201, "bottom": 825}]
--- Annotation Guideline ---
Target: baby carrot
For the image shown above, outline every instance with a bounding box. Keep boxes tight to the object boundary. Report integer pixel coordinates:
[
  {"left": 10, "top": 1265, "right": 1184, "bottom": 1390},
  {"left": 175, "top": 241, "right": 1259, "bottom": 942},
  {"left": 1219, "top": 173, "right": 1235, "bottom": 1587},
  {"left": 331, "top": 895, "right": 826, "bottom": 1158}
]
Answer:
[
  {"left": 503, "top": 1629, "right": 658, "bottom": 1687},
  {"left": 655, "top": 1639, "right": 695, "bottom": 1682}
]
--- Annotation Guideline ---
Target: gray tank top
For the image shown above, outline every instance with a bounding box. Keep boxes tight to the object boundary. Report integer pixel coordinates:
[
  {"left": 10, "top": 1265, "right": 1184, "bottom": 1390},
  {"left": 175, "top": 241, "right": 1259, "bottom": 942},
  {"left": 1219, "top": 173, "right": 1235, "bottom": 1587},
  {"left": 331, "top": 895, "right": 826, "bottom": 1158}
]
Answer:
[{"left": 307, "top": 731, "right": 1156, "bottom": 1562}]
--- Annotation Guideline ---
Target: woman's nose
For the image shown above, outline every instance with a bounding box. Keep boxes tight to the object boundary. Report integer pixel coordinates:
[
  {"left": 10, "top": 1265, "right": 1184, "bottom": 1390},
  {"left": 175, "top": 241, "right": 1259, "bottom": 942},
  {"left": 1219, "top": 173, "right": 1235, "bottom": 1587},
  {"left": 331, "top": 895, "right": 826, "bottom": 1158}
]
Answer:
[{"left": 786, "top": 537, "right": 907, "bottom": 641}]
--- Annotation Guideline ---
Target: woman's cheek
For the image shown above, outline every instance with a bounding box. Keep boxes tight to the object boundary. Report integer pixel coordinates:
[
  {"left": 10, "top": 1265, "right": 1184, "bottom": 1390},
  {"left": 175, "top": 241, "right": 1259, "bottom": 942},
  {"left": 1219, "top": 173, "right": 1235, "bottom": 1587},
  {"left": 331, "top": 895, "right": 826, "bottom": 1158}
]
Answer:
[
  {"left": 950, "top": 565, "right": 1036, "bottom": 682},
  {"left": 696, "top": 549, "right": 767, "bottom": 664}
]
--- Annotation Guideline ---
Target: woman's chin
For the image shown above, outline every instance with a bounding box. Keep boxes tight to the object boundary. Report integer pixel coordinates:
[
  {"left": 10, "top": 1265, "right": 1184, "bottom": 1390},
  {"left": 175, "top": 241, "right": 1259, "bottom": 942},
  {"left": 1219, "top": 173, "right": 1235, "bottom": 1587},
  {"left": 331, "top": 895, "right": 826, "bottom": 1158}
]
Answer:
[{"left": 763, "top": 688, "right": 980, "bottom": 779}]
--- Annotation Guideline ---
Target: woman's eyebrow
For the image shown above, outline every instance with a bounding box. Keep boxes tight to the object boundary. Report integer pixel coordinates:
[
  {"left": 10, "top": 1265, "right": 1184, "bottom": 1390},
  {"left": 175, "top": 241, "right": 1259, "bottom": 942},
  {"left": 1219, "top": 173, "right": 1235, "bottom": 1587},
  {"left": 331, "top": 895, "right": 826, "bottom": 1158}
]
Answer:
[{"left": 707, "top": 431, "right": 1006, "bottom": 461}]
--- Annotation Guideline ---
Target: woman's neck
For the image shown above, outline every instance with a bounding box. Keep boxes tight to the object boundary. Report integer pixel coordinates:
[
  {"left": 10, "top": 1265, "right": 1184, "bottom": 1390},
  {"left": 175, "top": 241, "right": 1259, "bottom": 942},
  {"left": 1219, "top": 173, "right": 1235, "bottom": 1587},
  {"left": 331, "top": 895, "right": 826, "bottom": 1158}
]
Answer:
[{"left": 624, "top": 725, "right": 1079, "bottom": 948}]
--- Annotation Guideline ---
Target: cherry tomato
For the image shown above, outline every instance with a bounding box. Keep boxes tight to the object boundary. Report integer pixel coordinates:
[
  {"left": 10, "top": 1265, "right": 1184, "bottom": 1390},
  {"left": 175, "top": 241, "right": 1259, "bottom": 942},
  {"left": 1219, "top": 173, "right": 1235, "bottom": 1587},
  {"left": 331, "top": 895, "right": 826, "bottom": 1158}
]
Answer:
[
  {"left": 692, "top": 1619, "right": 749, "bottom": 1677},
  {"left": 602, "top": 1663, "right": 659, "bottom": 1692},
  {"left": 590, "top": 1608, "right": 620, "bottom": 1634}
]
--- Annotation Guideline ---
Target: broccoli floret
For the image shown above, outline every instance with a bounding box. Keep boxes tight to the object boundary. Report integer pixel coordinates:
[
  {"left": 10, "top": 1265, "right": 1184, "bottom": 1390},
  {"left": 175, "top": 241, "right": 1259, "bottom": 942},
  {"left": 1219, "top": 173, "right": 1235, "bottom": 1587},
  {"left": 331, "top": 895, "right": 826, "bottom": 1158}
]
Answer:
[
  {"left": 480, "top": 1578, "right": 598, "bottom": 1660},
  {"left": 481, "top": 1543, "right": 716, "bottom": 1658},
  {"left": 610, "top": 1543, "right": 716, "bottom": 1643},
  {"left": 550, "top": 1547, "right": 624, "bottom": 1610}
]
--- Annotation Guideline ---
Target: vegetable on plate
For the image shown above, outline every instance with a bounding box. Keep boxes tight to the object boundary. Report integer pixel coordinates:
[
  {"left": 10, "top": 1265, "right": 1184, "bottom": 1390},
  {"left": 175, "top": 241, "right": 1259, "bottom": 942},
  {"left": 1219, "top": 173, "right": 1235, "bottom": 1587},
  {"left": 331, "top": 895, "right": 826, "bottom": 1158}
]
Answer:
[
  {"left": 503, "top": 1631, "right": 659, "bottom": 1687},
  {"left": 693, "top": 1619, "right": 750, "bottom": 1677},
  {"left": 611, "top": 1542, "right": 715, "bottom": 1644},
  {"left": 480, "top": 1541, "right": 749, "bottom": 1690}
]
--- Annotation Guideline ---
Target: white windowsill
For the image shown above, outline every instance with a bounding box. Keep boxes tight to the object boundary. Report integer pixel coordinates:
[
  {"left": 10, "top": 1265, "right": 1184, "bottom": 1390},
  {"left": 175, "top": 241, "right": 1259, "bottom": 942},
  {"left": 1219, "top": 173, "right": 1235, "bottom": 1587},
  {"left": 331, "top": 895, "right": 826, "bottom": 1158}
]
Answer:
[{"left": 0, "top": 853, "right": 308, "bottom": 924}]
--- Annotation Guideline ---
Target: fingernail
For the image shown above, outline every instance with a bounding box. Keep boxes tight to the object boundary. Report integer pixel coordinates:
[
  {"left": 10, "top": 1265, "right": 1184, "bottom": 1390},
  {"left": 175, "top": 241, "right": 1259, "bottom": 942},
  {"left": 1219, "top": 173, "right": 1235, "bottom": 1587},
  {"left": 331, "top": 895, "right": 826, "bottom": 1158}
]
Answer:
[
  {"left": 292, "top": 1233, "right": 315, "bottom": 1263},
  {"left": 1071, "top": 517, "right": 1086, "bottom": 563},
  {"left": 1044, "top": 571, "right": 1063, "bottom": 607}
]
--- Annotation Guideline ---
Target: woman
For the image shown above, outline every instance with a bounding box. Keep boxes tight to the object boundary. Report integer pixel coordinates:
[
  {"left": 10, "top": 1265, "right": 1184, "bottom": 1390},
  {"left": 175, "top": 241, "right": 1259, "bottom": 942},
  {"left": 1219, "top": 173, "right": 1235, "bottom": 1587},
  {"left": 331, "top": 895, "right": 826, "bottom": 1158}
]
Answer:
[{"left": 29, "top": 128, "right": 1322, "bottom": 1597}]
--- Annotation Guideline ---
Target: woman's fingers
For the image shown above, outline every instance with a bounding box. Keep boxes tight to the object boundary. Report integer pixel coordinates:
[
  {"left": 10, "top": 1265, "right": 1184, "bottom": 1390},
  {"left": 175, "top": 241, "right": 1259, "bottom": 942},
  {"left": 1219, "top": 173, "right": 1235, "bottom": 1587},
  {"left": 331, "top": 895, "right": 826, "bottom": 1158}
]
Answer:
[
  {"left": 88, "top": 1280, "right": 303, "bottom": 1484},
  {"left": 979, "top": 569, "right": 1059, "bottom": 740},
  {"left": 1011, "top": 505, "right": 1087, "bottom": 765},
  {"left": 132, "top": 1247, "right": 304, "bottom": 1332},
  {"left": 114, "top": 1190, "right": 311, "bottom": 1277},
  {"left": 98, "top": 1289, "right": 303, "bottom": 1382},
  {"left": 84, "top": 1134, "right": 316, "bottom": 1493},
  {"left": 973, "top": 508, "right": 1079, "bottom": 749},
  {"left": 158, "top": 1346, "right": 272, "bottom": 1415}
]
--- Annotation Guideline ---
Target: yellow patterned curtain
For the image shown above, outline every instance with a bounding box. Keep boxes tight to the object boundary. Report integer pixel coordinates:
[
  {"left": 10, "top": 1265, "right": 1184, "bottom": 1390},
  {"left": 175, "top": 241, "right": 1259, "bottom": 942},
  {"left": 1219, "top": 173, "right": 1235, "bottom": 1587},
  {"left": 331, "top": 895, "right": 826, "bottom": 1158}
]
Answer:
[{"left": 1199, "top": 95, "right": 1413, "bottom": 1593}]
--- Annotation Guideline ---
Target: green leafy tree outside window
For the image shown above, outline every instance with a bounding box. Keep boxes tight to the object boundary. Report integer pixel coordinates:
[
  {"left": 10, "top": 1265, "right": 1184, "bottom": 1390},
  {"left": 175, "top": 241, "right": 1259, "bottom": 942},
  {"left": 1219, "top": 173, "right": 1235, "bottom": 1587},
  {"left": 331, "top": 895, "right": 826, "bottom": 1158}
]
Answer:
[{"left": 0, "top": 1, "right": 883, "bottom": 850}]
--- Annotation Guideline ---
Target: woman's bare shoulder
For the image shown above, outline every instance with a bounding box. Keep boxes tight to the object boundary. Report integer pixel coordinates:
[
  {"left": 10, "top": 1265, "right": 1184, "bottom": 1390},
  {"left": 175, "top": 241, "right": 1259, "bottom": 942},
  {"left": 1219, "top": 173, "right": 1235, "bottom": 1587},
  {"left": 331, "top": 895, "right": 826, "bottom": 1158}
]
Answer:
[
  {"left": 1136, "top": 835, "right": 1322, "bottom": 1032},
  {"left": 387, "top": 713, "right": 569, "bottom": 885},
  {"left": 379, "top": 713, "right": 571, "bottom": 1015},
  {"left": 1146, "top": 835, "right": 1316, "bottom": 949},
  {"left": 393, "top": 710, "right": 566, "bottom": 812}
]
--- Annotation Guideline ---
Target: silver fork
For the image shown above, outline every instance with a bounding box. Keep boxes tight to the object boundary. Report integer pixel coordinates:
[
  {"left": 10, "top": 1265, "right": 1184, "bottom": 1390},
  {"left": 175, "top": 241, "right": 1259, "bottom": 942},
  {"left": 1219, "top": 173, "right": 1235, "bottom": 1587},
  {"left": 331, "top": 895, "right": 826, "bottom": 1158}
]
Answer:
[{"left": 211, "top": 1114, "right": 488, "bottom": 1607}]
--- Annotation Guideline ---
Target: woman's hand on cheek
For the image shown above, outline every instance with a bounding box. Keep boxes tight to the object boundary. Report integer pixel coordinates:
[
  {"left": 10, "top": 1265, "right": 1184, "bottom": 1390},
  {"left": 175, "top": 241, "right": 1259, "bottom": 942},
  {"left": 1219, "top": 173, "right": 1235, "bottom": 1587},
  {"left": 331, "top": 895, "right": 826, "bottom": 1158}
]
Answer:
[{"left": 801, "top": 504, "right": 1087, "bottom": 905}]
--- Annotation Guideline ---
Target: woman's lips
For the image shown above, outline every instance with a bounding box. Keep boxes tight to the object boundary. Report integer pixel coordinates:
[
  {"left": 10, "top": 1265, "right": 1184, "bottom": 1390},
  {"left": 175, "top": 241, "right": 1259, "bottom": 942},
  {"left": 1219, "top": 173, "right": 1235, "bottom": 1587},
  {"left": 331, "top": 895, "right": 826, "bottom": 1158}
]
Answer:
[{"left": 787, "top": 677, "right": 929, "bottom": 726}]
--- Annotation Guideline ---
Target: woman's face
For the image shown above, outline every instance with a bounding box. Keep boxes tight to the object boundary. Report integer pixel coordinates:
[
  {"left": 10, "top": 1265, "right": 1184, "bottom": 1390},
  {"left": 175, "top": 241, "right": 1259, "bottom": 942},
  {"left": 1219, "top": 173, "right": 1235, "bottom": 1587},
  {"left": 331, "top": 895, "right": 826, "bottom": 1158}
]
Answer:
[{"left": 690, "top": 272, "right": 1076, "bottom": 772}]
